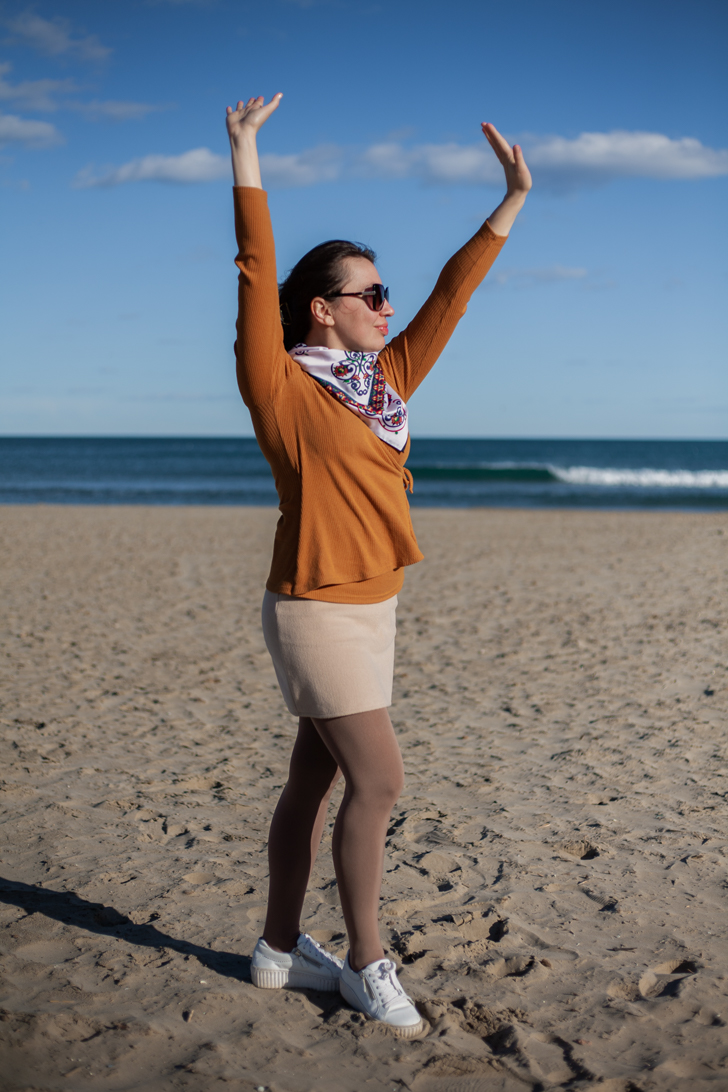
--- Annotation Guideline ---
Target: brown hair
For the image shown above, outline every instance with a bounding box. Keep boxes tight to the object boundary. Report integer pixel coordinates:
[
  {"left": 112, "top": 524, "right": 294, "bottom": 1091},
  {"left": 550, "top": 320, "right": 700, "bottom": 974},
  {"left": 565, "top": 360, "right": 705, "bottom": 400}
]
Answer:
[{"left": 278, "top": 239, "right": 376, "bottom": 351}]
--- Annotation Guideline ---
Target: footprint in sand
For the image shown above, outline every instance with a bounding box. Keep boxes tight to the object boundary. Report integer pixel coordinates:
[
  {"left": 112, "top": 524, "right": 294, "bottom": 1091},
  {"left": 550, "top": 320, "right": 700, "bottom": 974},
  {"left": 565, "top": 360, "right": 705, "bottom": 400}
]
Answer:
[
  {"left": 578, "top": 884, "right": 620, "bottom": 912},
  {"left": 557, "top": 839, "right": 601, "bottom": 860},
  {"left": 638, "top": 959, "right": 701, "bottom": 998},
  {"left": 415, "top": 850, "right": 455, "bottom": 876},
  {"left": 481, "top": 1022, "right": 577, "bottom": 1085},
  {"left": 481, "top": 953, "right": 537, "bottom": 979},
  {"left": 13, "top": 939, "right": 79, "bottom": 965}
]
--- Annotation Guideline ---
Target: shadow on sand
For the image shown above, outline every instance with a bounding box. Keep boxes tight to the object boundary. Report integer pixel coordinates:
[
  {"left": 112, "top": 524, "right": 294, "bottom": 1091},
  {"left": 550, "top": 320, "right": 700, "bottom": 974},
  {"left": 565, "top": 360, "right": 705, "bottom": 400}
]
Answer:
[{"left": 0, "top": 876, "right": 251, "bottom": 983}]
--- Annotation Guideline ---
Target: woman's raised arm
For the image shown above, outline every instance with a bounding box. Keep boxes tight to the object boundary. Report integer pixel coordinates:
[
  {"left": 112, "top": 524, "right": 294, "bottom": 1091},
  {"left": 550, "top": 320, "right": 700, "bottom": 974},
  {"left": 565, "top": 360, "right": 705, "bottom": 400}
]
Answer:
[
  {"left": 379, "top": 122, "right": 532, "bottom": 399},
  {"left": 226, "top": 93, "right": 283, "bottom": 188},
  {"left": 227, "top": 94, "right": 291, "bottom": 410}
]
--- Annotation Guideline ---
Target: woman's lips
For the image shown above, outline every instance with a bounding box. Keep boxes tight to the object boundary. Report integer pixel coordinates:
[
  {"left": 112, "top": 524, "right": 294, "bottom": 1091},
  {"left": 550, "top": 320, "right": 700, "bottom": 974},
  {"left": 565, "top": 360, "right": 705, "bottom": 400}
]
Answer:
[{"left": 376, "top": 324, "right": 389, "bottom": 336}]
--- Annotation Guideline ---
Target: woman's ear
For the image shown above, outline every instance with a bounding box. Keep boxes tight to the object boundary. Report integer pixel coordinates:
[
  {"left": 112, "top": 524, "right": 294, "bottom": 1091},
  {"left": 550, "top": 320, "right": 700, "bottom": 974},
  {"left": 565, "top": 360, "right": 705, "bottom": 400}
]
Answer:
[{"left": 310, "top": 297, "right": 336, "bottom": 327}]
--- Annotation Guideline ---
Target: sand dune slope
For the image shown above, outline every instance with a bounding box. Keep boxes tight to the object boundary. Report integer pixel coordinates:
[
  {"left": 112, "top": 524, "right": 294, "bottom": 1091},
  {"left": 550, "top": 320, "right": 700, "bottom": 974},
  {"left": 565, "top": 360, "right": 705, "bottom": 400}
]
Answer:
[{"left": 0, "top": 505, "right": 726, "bottom": 1092}]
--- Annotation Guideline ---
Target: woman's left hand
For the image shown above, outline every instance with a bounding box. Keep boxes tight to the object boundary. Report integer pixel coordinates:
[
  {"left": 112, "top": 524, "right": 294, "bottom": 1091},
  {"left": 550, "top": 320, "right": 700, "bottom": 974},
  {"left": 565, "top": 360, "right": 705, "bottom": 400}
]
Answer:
[
  {"left": 480, "top": 122, "right": 531, "bottom": 236},
  {"left": 481, "top": 122, "right": 532, "bottom": 196}
]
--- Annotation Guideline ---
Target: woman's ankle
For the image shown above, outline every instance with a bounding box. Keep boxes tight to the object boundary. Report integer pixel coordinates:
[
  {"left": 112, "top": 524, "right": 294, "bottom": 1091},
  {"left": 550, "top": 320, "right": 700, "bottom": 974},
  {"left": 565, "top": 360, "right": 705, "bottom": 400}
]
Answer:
[
  {"left": 348, "top": 946, "right": 386, "bottom": 973},
  {"left": 262, "top": 930, "right": 299, "bottom": 953}
]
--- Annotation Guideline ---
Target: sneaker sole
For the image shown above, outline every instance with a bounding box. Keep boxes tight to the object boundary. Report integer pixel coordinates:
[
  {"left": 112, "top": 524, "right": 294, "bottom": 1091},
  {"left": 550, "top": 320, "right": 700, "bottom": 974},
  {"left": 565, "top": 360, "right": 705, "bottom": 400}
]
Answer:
[
  {"left": 339, "top": 976, "right": 428, "bottom": 1038},
  {"left": 385, "top": 1016, "right": 428, "bottom": 1040},
  {"left": 251, "top": 965, "right": 340, "bottom": 991}
]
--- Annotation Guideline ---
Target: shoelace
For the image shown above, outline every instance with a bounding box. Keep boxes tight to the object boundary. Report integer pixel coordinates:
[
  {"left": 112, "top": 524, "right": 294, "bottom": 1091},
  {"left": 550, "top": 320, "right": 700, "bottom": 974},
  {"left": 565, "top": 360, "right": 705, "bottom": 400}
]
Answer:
[
  {"left": 297, "top": 935, "right": 341, "bottom": 969},
  {"left": 368, "top": 960, "right": 406, "bottom": 1004}
]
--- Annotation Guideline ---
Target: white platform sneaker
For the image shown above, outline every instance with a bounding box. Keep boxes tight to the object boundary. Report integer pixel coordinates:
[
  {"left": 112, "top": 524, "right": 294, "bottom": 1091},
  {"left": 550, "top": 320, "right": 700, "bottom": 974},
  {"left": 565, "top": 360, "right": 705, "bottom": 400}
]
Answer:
[
  {"left": 339, "top": 954, "right": 425, "bottom": 1038},
  {"left": 251, "top": 933, "right": 344, "bottom": 991}
]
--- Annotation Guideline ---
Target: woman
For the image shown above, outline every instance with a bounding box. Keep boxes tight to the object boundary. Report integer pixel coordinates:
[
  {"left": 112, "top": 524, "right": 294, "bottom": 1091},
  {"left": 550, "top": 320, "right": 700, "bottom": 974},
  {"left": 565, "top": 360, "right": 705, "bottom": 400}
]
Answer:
[{"left": 226, "top": 94, "right": 531, "bottom": 1037}]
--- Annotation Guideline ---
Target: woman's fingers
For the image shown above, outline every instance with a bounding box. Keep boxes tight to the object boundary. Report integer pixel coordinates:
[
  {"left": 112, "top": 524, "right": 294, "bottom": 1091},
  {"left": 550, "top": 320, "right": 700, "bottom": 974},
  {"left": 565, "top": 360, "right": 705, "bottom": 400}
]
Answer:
[
  {"left": 226, "top": 93, "right": 283, "bottom": 130},
  {"left": 253, "top": 92, "right": 283, "bottom": 125},
  {"left": 512, "top": 144, "right": 533, "bottom": 191},
  {"left": 482, "top": 123, "right": 512, "bottom": 157},
  {"left": 481, "top": 121, "right": 532, "bottom": 195},
  {"left": 481, "top": 122, "right": 515, "bottom": 164}
]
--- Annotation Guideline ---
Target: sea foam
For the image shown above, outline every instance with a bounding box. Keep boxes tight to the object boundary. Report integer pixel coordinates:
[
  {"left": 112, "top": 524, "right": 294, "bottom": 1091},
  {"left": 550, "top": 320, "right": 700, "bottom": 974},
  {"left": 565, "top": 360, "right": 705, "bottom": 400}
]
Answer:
[{"left": 551, "top": 467, "right": 728, "bottom": 488}]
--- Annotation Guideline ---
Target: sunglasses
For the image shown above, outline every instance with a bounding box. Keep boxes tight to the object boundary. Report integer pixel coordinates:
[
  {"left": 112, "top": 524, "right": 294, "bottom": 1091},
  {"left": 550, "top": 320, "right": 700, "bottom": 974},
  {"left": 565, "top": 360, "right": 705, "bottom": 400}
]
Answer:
[{"left": 330, "top": 283, "right": 390, "bottom": 312}]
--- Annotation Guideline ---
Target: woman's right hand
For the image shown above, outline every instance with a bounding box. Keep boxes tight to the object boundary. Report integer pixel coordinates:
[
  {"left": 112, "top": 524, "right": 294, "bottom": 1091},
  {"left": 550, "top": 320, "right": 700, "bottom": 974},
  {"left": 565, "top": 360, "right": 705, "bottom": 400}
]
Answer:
[
  {"left": 226, "top": 94, "right": 283, "bottom": 145},
  {"left": 226, "top": 94, "right": 283, "bottom": 188}
]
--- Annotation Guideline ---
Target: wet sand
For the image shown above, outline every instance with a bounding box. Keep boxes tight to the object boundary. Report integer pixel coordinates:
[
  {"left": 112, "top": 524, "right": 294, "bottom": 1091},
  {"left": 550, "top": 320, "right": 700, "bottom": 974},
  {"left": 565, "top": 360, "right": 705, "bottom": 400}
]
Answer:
[{"left": 0, "top": 504, "right": 726, "bottom": 1092}]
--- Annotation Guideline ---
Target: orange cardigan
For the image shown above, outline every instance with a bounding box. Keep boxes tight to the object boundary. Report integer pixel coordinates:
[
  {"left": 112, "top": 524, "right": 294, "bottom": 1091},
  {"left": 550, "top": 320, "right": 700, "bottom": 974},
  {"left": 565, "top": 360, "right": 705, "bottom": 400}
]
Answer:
[{"left": 233, "top": 187, "right": 506, "bottom": 603}]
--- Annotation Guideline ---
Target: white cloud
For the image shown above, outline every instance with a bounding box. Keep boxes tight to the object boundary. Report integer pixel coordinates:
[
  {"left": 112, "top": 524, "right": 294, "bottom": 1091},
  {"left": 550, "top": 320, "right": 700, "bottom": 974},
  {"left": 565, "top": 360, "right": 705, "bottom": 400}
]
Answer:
[
  {"left": 0, "top": 63, "right": 162, "bottom": 121},
  {"left": 74, "top": 147, "right": 230, "bottom": 187},
  {"left": 288, "top": 130, "right": 728, "bottom": 188},
  {"left": 124, "top": 392, "right": 230, "bottom": 402},
  {"left": 358, "top": 141, "right": 502, "bottom": 185},
  {"left": 75, "top": 144, "right": 343, "bottom": 188},
  {"left": 0, "top": 110, "right": 62, "bottom": 148},
  {"left": 71, "top": 129, "right": 728, "bottom": 191},
  {"left": 259, "top": 146, "right": 342, "bottom": 187},
  {"left": 71, "top": 99, "right": 165, "bottom": 122},
  {"left": 361, "top": 130, "right": 728, "bottom": 187},
  {"left": 6, "top": 13, "right": 110, "bottom": 61},
  {"left": 0, "top": 62, "right": 77, "bottom": 111},
  {"left": 489, "top": 265, "right": 589, "bottom": 288},
  {"left": 527, "top": 130, "right": 728, "bottom": 182}
]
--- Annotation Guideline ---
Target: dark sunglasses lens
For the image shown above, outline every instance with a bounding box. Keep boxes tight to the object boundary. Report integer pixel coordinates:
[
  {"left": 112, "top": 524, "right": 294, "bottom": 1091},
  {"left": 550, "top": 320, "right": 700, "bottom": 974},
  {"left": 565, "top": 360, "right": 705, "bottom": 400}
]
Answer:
[{"left": 372, "top": 284, "right": 388, "bottom": 311}]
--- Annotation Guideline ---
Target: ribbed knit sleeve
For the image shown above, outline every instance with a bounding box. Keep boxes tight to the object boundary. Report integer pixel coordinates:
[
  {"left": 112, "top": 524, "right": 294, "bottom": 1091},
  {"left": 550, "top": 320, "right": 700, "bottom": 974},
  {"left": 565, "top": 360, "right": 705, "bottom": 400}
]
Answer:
[
  {"left": 233, "top": 186, "right": 291, "bottom": 409},
  {"left": 379, "top": 220, "right": 507, "bottom": 401}
]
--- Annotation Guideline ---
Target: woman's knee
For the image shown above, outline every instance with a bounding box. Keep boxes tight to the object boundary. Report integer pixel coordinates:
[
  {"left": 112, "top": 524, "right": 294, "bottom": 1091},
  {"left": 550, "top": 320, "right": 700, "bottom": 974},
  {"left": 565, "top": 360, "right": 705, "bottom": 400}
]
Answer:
[
  {"left": 386, "top": 771, "right": 405, "bottom": 807},
  {"left": 349, "top": 764, "right": 404, "bottom": 810},
  {"left": 287, "top": 763, "right": 341, "bottom": 803}
]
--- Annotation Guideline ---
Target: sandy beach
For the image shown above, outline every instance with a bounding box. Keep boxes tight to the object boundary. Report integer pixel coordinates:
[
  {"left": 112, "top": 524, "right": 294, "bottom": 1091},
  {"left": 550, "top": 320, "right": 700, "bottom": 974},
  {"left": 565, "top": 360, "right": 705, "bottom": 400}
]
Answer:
[{"left": 1, "top": 504, "right": 726, "bottom": 1092}]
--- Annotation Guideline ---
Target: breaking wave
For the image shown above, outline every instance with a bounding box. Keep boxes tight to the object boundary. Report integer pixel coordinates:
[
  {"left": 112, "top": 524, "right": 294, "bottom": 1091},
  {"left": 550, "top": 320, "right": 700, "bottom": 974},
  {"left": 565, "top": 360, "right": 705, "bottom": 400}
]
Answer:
[{"left": 411, "top": 464, "right": 728, "bottom": 488}]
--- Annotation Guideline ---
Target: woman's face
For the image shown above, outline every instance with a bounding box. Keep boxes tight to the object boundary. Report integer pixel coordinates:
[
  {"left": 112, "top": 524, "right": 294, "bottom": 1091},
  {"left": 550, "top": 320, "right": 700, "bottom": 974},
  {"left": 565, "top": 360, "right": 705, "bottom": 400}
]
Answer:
[{"left": 309, "top": 257, "right": 395, "bottom": 353}]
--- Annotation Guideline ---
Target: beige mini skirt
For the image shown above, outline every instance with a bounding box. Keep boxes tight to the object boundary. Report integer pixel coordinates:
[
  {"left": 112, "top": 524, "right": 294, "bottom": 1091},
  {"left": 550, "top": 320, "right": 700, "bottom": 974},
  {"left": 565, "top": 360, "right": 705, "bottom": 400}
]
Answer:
[{"left": 261, "top": 590, "right": 398, "bottom": 719}]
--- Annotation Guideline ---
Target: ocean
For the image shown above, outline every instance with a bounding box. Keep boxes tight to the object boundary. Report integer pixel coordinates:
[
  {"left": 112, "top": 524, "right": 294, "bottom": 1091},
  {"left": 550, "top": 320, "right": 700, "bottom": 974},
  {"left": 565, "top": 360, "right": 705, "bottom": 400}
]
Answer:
[{"left": 0, "top": 437, "right": 726, "bottom": 509}]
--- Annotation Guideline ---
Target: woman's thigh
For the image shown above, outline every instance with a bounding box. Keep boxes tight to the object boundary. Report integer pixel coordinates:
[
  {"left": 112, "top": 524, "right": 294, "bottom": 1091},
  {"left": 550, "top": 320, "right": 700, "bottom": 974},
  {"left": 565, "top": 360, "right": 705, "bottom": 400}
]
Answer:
[
  {"left": 312, "top": 708, "right": 404, "bottom": 801},
  {"left": 287, "top": 716, "right": 341, "bottom": 795}
]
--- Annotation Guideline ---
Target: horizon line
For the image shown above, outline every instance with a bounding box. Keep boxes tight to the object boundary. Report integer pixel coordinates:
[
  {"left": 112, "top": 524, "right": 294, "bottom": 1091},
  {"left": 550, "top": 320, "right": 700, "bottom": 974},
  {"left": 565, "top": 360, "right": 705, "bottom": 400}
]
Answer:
[{"left": 0, "top": 435, "right": 726, "bottom": 444}]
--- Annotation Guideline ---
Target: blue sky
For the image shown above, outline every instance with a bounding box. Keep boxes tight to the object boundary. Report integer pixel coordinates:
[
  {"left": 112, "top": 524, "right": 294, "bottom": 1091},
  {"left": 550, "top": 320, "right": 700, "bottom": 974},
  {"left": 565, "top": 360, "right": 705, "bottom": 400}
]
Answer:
[{"left": 1, "top": 0, "right": 726, "bottom": 438}]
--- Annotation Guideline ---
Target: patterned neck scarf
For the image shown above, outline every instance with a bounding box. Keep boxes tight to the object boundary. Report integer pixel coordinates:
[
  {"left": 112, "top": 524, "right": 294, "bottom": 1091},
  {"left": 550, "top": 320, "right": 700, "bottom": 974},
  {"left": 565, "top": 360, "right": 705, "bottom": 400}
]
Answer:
[{"left": 289, "top": 344, "right": 409, "bottom": 452}]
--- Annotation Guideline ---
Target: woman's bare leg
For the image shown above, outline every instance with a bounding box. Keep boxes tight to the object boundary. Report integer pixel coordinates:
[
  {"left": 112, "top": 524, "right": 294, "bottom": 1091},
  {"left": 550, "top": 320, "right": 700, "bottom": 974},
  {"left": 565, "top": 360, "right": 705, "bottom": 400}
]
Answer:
[
  {"left": 262, "top": 716, "right": 341, "bottom": 952},
  {"left": 312, "top": 708, "right": 404, "bottom": 972}
]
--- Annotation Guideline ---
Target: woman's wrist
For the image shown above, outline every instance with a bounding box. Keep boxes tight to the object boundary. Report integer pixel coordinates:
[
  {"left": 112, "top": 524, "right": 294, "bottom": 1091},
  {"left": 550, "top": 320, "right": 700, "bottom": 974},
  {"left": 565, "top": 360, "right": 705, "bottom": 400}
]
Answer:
[
  {"left": 230, "top": 128, "right": 258, "bottom": 152},
  {"left": 486, "top": 189, "right": 528, "bottom": 237},
  {"left": 230, "top": 131, "right": 262, "bottom": 189}
]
